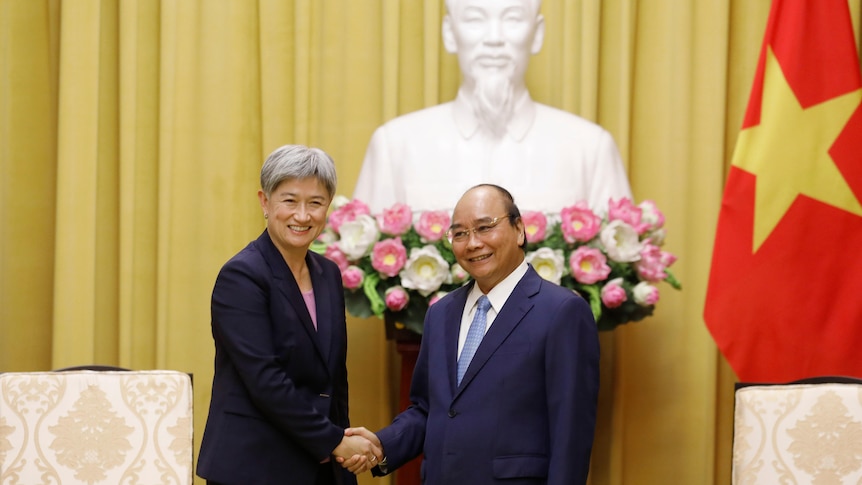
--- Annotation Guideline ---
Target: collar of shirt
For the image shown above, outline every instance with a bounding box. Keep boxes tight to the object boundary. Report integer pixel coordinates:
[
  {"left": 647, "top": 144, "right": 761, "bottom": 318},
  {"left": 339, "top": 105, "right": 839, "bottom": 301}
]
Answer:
[
  {"left": 459, "top": 260, "right": 529, "bottom": 355},
  {"left": 452, "top": 88, "right": 536, "bottom": 142}
]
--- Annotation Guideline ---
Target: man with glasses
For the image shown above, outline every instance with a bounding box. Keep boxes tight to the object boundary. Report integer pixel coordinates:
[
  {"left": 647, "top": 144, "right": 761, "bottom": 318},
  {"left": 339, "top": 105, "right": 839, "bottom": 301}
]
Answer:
[{"left": 342, "top": 184, "right": 600, "bottom": 484}]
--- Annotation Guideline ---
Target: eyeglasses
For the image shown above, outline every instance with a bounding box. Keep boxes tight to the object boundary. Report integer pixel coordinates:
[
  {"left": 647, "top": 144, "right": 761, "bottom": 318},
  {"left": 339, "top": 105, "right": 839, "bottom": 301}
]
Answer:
[{"left": 446, "top": 215, "right": 510, "bottom": 244}]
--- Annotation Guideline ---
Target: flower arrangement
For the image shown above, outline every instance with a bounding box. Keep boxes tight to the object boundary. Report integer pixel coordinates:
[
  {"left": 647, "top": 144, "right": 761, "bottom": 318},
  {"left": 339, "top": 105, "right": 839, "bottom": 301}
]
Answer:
[{"left": 312, "top": 196, "right": 681, "bottom": 334}]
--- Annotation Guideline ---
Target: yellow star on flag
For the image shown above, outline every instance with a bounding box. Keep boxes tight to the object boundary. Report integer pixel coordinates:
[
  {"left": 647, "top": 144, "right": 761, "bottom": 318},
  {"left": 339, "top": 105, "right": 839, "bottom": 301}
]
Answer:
[{"left": 732, "top": 47, "right": 862, "bottom": 252}]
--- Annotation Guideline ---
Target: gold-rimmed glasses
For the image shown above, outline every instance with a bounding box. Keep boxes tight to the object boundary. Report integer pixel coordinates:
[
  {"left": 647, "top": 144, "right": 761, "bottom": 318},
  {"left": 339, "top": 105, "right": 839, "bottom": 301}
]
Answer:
[{"left": 446, "top": 215, "right": 510, "bottom": 244}]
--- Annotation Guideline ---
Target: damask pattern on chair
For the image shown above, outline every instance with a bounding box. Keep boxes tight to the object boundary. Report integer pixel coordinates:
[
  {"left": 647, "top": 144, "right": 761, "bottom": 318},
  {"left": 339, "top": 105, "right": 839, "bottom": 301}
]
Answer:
[
  {"left": 733, "top": 382, "right": 862, "bottom": 484},
  {"left": 0, "top": 370, "right": 193, "bottom": 485}
]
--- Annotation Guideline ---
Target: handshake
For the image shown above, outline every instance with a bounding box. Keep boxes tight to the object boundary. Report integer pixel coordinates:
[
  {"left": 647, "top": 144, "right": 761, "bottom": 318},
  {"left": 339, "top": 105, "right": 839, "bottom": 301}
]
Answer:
[{"left": 333, "top": 427, "right": 384, "bottom": 475}]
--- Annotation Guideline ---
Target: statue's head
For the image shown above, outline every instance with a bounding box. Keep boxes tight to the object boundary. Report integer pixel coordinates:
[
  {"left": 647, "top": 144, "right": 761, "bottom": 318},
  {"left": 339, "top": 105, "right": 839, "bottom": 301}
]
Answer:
[{"left": 442, "top": 0, "right": 544, "bottom": 92}]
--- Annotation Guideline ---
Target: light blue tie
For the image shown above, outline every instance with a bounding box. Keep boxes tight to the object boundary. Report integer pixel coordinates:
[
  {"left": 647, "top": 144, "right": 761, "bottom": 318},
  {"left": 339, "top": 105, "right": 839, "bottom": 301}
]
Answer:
[{"left": 458, "top": 295, "right": 491, "bottom": 385}]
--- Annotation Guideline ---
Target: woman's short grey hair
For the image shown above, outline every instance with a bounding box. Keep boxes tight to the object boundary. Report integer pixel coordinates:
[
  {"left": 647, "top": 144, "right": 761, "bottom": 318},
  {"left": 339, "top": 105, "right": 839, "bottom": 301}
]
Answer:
[{"left": 259, "top": 144, "right": 338, "bottom": 198}]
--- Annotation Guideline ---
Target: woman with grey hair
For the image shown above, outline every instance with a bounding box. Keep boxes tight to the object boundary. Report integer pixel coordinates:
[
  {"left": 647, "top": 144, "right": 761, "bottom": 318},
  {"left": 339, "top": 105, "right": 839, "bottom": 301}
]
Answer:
[{"left": 197, "top": 145, "right": 379, "bottom": 485}]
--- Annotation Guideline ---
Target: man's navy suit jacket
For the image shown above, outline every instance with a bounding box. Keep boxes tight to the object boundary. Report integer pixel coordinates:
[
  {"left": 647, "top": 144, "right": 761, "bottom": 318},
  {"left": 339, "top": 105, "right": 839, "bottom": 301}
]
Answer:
[
  {"left": 376, "top": 266, "right": 600, "bottom": 485},
  {"left": 197, "top": 230, "right": 356, "bottom": 485}
]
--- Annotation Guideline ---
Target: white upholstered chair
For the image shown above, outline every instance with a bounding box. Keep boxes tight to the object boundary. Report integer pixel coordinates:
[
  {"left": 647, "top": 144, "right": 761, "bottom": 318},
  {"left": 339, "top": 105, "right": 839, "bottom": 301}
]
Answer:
[
  {"left": 0, "top": 368, "right": 193, "bottom": 484},
  {"left": 732, "top": 377, "right": 862, "bottom": 484}
]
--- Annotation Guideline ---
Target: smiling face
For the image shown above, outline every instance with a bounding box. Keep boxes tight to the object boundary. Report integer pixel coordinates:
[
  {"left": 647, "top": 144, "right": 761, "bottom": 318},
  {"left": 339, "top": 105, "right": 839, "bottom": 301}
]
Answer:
[
  {"left": 443, "top": 0, "right": 544, "bottom": 92},
  {"left": 451, "top": 186, "right": 525, "bottom": 293},
  {"left": 258, "top": 176, "right": 331, "bottom": 258}
]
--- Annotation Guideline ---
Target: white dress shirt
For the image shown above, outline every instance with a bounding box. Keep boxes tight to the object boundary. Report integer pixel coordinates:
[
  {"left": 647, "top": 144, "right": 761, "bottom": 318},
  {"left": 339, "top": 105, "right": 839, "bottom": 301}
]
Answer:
[{"left": 457, "top": 261, "right": 529, "bottom": 357}]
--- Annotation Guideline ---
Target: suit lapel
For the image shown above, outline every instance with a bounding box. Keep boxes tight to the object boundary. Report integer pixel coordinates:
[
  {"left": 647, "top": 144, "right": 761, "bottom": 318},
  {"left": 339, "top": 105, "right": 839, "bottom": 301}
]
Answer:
[
  {"left": 455, "top": 268, "right": 541, "bottom": 394},
  {"left": 256, "top": 231, "right": 328, "bottom": 367}
]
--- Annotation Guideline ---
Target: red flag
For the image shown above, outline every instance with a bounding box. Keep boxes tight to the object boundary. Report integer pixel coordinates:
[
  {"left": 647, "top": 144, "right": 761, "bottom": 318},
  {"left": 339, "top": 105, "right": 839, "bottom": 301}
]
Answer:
[{"left": 704, "top": 0, "right": 862, "bottom": 382}]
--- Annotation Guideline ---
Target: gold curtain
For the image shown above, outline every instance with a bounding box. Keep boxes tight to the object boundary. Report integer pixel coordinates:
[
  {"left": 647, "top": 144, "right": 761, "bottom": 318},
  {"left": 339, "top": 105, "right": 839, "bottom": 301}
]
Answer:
[{"left": 3, "top": 1, "right": 859, "bottom": 484}]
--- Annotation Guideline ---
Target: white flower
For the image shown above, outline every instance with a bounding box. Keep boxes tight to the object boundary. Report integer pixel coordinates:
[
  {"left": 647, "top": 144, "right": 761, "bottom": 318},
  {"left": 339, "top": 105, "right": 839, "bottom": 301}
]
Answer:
[
  {"left": 599, "top": 220, "right": 643, "bottom": 263},
  {"left": 526, "top": 247, "right": 566, "bottom": 284},
  {"left": 317, "top": 228, "right": 338, "bottom": 245},
  {"left": 638, "top": 200, "right": 665, "bottom": 231},
  {"left": 337, "top": 214, "right": 380, "bottom": 260},
  {"left": 645, "top": 227, "right": 666, "bottom": 246},
  {"left": 331, "top": 194, "right": 351, "bottom": 210},
  {"left": 633, "top": 281, "right": 660, "bottom": 306},
  {"left": 449, "top": 263, "right": 470, "bottom": 284},
  {"left": 399, "top": 245, "right": 450, "bottom": 296}
]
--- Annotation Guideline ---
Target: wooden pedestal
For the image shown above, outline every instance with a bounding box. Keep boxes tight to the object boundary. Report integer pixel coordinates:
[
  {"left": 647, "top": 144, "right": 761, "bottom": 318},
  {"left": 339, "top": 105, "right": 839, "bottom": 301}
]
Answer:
[{"left": 394, "top": 341, "right": 421, "bottom": 485}]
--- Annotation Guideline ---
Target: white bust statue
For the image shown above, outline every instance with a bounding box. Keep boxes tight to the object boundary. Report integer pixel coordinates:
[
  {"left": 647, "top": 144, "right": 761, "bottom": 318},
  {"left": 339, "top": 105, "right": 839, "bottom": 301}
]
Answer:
[{"left": 353, "top": 0, "right": 633, "bottom": 214}]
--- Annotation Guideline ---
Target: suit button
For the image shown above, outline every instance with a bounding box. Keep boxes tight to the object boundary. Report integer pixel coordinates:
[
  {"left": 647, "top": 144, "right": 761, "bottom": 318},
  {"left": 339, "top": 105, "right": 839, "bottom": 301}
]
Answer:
[{"left": 448, "top": 409, "right": 457, "bottom": 418}]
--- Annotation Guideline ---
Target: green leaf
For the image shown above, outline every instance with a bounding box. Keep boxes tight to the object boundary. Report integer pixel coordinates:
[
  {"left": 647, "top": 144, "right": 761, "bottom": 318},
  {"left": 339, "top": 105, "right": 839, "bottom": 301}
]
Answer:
[
  {"left": 664, "top": 269, "right": 682, "bottom": 290},
  {"left": 362, "top": 273, "right": 385, "bottom": 317},
  {"left": 309, "top": 241, "right": 327, "bottom": 255},
  {"left": 576, "top": 284, "right": 602, "bottom": 323},
  {"left": 345, "top": 290, "right": 374, "bottom": 319}
]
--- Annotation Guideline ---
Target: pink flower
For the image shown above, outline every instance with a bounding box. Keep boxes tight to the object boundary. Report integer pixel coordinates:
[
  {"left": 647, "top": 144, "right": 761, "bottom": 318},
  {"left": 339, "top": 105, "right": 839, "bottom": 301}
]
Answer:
[
  {"left": 428, "top": 291, "right": 448, "bottom": 306},
  {"left": 601, "top": 277, "right": 627, "bottom": 308},
  {"left": 328, "top": 199, "right": 371, "bottom": 234},
  {"left": 415, "top": 210, "right": 451, "bottom": 242},
  {"left": 560, "top": 202, "right": 601, "bottom": 243},
  {"left": 324, "top": 245, "right": 350, "bottom": 271},
  {"left": 635, "top": 243, "right": 678, "bottom": 282},
  {"left": 371, "top": 238, "right": 408, "bottom": 277},
  {"left": 377, "top": 203, "right": 413, "bottom": 236},
  {"left": 449, "top": 263, "right": 470, "bottom": 284},
  {"left": 608, "top": 198, "right": 648, "bottom": 234},
  {"left": 384, "top": 286, "right": 410, "bottom": 311},
  {"left": 633, "top": 282, "right": 660, "bottom": 306},
  {"left": 638, "top": 200, "right": 665, "bottom": 232},
  {"left": 341, "top": 265, "right": 365, "bottom": 290},
  {"left": 521, "top": 211, "right": 548, "bottom": 243},
  {"left": 569, "top": 246, "right": 611, "bottom": 284}
]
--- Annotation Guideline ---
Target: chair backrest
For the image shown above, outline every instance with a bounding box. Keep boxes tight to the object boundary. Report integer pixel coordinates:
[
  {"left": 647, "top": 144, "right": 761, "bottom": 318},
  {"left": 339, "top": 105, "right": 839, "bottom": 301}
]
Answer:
[
  {"left": 732, "top": 376, "right": 862, "bottom": 484},
  {"left": 0, "top": 369, "right": 193, "bottom": 484}
]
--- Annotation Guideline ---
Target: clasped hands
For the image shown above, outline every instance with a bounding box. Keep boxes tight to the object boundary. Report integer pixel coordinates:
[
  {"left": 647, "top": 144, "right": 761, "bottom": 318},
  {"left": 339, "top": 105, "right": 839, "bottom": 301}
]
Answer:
[{"left": 332, "top": 427, "right": 382, "bottom": 475}]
